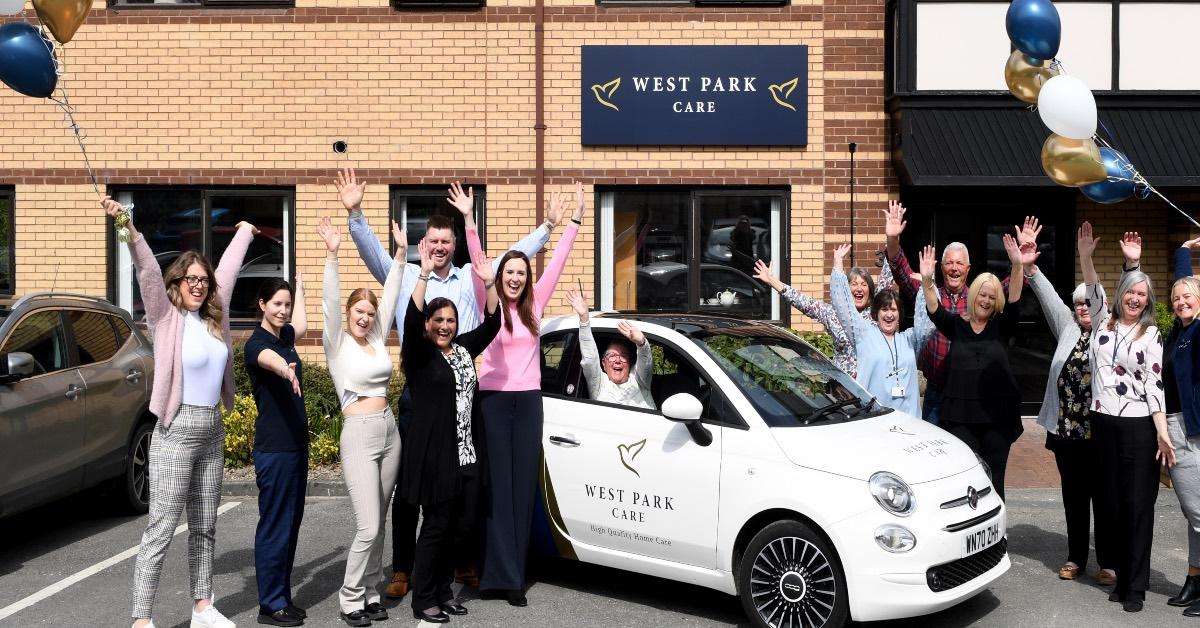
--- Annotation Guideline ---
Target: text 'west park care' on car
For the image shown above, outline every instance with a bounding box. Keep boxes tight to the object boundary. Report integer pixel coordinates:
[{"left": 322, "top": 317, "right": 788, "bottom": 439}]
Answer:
[{"left": 530, "top": 312, "right": 1008, "bottom": 628}]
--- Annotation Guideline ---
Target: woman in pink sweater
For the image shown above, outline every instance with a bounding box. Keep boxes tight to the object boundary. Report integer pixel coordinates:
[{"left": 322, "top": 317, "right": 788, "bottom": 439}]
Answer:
[
  {"left": 469, "top": 183, "right": 585, "bottom": 606},
  {"left": 104, "top": 197, "right": 255, "bottom": 628}
]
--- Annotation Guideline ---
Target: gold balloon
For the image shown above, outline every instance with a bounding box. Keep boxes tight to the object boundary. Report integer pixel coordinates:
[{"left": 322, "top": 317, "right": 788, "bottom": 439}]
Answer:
[
  {"left": 1041, "top": 135, "right": 1107, "bottom": 187},
  {"left": 33, "top": 0, "right": 91, "bottom": 45},
  {"left": 1005, "top": 50, "right": 1059, "bottom": 104}
]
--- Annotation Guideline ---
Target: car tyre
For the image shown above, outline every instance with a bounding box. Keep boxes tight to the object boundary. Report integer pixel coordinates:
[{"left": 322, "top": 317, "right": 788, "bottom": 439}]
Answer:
[
  {"left": 123, "top": 421, "right": 154, "bottom": 514},
  {"left": 737, "top": 520, "right": 849, "bottom": 628}
]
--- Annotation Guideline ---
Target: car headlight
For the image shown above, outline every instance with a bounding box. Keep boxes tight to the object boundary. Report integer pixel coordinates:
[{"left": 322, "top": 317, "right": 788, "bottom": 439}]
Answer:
[
  {"left": 874, "top": 524, "right": 916, "bottom": 553},
  {"left": 975, "top": 453, "right": 993, "bottom": 482},
  {"left": 869, "top": 471, "right": 915, "bottom": 516}
]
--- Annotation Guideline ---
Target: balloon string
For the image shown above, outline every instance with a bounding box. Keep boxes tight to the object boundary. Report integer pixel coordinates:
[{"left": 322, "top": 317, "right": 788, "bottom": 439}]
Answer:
[
  {"left": 1096, "top": 135, "right": 1200, "bottom": 229},
  {"left": 38, "top": 36, "right": 101, "bottom": 196}
]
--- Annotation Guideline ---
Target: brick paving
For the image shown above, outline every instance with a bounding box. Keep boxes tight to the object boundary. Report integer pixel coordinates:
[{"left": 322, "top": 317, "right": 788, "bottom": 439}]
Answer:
[{"left": 1008, "top": 418, "right": 1061, "bottom": 489}]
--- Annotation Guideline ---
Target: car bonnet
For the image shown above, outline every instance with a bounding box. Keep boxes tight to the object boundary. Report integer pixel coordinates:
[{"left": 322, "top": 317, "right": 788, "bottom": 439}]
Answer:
[{"left": 769, "top": 412, "right": 980, "bottom": 484}]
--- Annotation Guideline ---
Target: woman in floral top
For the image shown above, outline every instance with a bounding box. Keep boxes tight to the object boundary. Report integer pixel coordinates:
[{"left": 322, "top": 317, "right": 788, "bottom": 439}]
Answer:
[
  {"left": 1025, "top": 215, "right": 1114, "bottom": 585},
  {"left": 754, "top": 246, "right": 893, "bottom": 378},
  {"left": 1078, "top": 221, "right": 1174, "bottom": 613}
]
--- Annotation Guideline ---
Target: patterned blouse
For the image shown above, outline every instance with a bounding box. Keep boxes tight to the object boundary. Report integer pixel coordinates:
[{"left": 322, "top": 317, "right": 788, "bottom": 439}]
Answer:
[
  {"left": 1086, "top": 283, "right": 1165, "bottom": 418},
  {"left": 1056, "top": 332, "right": 1092, "bottom": 439},
  {"left": 780, "top": 261, "right": 894, "bottom": 379},
  {"left": 442, "top": 344, "right": 479, "bottom": 466}
]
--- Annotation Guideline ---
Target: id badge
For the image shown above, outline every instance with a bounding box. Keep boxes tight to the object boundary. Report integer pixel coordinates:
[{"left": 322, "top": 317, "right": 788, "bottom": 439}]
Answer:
[{"left": 891, "top": 385, "right": 906, "bottom": 398}]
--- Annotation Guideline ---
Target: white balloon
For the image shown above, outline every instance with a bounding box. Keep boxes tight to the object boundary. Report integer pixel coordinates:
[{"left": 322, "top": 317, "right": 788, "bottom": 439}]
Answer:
[
  {"left": 0, "top": 0, "right": 23, "bottom": 16},
  {"left": 1037, "top": 75, "right": 1098, "bottom": 140}
]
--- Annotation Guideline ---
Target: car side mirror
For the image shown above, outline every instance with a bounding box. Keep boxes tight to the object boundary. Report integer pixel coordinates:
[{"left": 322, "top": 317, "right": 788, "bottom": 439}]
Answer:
[
  {"left": 0, "top": 352, "right": 34, "bottom": 384},
  {"left": 661, "top": 393, "right": 713, "bottom": 447}
]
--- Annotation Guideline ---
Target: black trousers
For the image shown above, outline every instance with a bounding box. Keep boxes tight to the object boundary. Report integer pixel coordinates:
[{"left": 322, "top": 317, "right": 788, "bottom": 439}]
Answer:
[
  {"left": 391, "top": 387, "right": 420, "bottom": 575},
  {"left": 1092, "top": 412, "right": 1160, "bottom": 599},
  {"left": 1046, "top": 433, "right": 1113, "bottom": 569},
  {"left": 411, "top": 472, "right": 481, "bottom": 610},
  {"left": 253, "top": 450, "right": 307, "bottom": 613},
  {"left": 943, "top": 420, "right": 1011, "bottom": 501},
  {"left": 479, "top": 390, "right": 543, "bottom": 591}
]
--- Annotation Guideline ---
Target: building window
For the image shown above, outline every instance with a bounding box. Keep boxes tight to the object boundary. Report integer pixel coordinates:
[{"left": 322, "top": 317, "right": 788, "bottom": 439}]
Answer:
[
  {"left": 109, "top": 0, "right": 294, "bottom": 7},
  {"left": 596, "top": 0, "right": 786, "bottom": 5},
  {"left": 0, "top": 189, "right": 12, "bottom": 297},
  {"left": 390, "top": 187, "right": 485, "bottom": 267},
  {"left": 599, "top": 188, "right": 783, "bottom": 320},
  {"left": 1119, "top": 3, "right": 1200, "bottom": 90},
  {"left": 111, "top": 188, "right": 294, "bottom": 325}
]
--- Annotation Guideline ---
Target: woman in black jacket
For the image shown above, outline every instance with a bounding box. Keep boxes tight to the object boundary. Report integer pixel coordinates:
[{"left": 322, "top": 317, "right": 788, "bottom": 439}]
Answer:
[{"left": 400, "top": 238, "right": 501, "bottom": 623}]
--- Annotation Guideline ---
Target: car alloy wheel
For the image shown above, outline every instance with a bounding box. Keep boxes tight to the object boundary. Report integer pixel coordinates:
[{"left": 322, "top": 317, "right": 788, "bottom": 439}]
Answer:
[
  {"left": 738, "top": 520, "right": 848, "bottom": 628},
  {"left": 124, "top": 422, "right": 154, "bottom": 514}
]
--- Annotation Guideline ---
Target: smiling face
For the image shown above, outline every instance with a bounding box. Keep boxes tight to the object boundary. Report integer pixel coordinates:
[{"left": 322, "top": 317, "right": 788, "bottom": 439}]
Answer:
[
  {"left": 500, "top": 257, "right": 530, "bottom": 302},
  {"left": 876, "top": 301, "right": 900, "bottom": 335},
  {"left": 1175, "top": 281, "right": 1200, "bottom": 325},
  {"left": 941, "top": 248, "right": 970, "bottom": 294},
  {"left": 179, "top": 262, "right": 210, "bottom": 312},
  {"left": 1121, "top": 281, "right": 1149, "bottom": 324},
  {"left": 424, "top": 305, "right": 458, "bottom": 351},
  {"left": 971, "top": 280, "right": 998, "bottom": 322},
  {"left": 602, "top": 341, "right": 634, "bottom": 385},
  {"left": 346, "top": 298, "right": 377, "bottom": 340},
  {"left": 1074, "top": 299, "right": 1092, "bottom": 331},
  {"left": 259, "top": 288, "right": 292, "bottom": 330},
  {"left": 849, "top": 274, "right": 872, "bottom": 311},
  {"left": 425, "top": 226, "right": 456, "bottom": 273}
]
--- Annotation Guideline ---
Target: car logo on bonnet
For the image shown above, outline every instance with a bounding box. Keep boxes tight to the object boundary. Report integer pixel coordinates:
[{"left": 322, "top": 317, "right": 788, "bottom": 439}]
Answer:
[
  {"left": 967, "top": 486, "right": 979, "bottom": 510},
  {"left": 889, "top": 425, "right": 916, "bottom": 436}
]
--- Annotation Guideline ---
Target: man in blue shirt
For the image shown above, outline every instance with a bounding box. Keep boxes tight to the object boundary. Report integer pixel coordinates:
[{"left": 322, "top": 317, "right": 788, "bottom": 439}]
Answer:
[{"left": 335, "top": 168, "right": 562, "bottom": 598}]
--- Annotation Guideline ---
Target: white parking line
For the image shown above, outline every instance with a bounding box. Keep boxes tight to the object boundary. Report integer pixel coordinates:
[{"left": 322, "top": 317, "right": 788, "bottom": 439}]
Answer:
[{"left": 0, "top": 501, "right": 241, "bottom": 622}]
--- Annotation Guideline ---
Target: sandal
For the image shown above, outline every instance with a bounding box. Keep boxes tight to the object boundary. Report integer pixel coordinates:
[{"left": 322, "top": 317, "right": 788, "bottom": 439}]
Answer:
[{"left": 1058, "top": 563, "right": 1081, "bottom": 580}]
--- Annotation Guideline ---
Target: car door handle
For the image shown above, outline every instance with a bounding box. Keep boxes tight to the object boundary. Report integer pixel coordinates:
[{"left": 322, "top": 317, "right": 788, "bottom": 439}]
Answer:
[
  {"left": 126, "top": 369, "right": 143, "bottom": 383},
  {"left": 64, "top": 384, "right": 84, "bottom": 400},
  {"left": 549, "top": 435, "right": 580, "bottom": 448}
]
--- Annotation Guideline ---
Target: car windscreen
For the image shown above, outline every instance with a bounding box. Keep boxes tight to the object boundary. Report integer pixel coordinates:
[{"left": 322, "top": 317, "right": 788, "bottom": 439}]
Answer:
[{"left": 689, "top": 329, "right": 887, "bottom": 427}]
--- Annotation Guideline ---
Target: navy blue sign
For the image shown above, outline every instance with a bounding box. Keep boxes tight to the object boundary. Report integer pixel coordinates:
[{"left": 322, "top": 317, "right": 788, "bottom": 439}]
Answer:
[{"left": 581, "top": 45, "right": 808, "bottom": 146}]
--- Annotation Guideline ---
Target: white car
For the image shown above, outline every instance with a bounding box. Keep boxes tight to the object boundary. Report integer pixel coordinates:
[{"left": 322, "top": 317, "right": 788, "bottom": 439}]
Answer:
[{"left": 532, "top": 313, "right": 1009, "bottom": 628}]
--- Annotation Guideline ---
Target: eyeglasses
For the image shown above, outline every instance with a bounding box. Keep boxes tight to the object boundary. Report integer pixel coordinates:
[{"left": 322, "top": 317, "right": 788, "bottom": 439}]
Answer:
[
  {"left": 1073, "top": 302, "right": 1088, "bottom": 309},
  {"left": 182, "top": 275, "right": 211, "bottom": 289},
  {"left": 603, "top": 352, "right": 630, "bottom": 363}
]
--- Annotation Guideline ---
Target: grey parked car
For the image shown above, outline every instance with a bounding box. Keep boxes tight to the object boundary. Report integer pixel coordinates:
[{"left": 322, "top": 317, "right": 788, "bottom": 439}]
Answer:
[{"left": 0, "top": 293, "right": 155, "bottom": 518}]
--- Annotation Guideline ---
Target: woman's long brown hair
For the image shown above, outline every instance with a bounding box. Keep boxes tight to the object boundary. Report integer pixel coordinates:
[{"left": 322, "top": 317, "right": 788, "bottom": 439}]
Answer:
[
  {"left": 162, "top": 250, "right": 223, "bottom": 338},
  {"left": 496, "top": 251, "right": 538, "bottom": 334}
]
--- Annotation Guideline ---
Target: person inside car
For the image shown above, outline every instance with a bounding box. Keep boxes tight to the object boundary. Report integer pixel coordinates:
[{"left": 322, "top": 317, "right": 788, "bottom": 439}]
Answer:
[{"left": 565, "top": 288, "right": 655, "bottom": 410}]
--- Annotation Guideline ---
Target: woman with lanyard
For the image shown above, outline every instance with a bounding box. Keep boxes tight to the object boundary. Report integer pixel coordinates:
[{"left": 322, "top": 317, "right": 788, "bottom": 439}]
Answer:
[
  {"left": 245, "top": 276, "right": 309, "bottom": 627},
  {"left": 922, "top": 231, "right": 1032, "bottom": 500},
  {"left": 319, "top": 215, "right": 406, "bottom": 627},
  {"left": 104, "top": 197, "right": 255, "bottom": 628},
  {"left": 400, "top": 237, "right": 501, "bottom": 623},
  {"left": 1024, "top": 216, "right": 1115, "bottom": 586},
  {"left": 830, "top": 243, "right": 934, "bottom": 416},
  {"left": 1078, "top": 221, "right": 1172, "bottom": 613}
]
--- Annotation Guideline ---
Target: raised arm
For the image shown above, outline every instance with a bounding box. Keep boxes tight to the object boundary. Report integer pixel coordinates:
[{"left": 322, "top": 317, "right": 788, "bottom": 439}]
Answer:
[
  {"left": 533, "top": 187, "right": 583, "bottom": 311},
  {"left": 411, "top": 238, "right": 436, "bottom": 314},
  {"left": 469, "top": 246, "right": 500, "bottom": 316},
  {"left": 567, "top": 289, "right": 604, "bottom": 392},
  {"left": 1178, "top": 237, "right": 1199, "bottom": 280},
  {"left": 371, "top": 254, "right": 406, "bottom": 344},
  {"left": 318, "top": 217, "right": 343, "bottom": 355},
  {"left": 1027, "top": 266, "right": 1075, "bottom": 340},
  {"left": 466, "top": 225, "right": 488, "bottom": 316},
  {"left": 918, "top": 245, "right": 941, "bottom": 315},
  {"left": 291, "top": 273, "right": 307, "bottom": 338},
  {"left": 103, "top": 196, "right": 171, "bottom": 326},
  {"left": 1079, "top": 221, "right": 1100, "bottom": 288},
  {"left": 829, "top": 253, "right": 866, "bottom": 345},
  {"left": 337, "top": 167, "right": 392, "bottom": 285},
  {"left": 876, "top": 249, "right": 895, "bottom": 292},
  {"left": 619, "top": 320, "right": 654, "bottom": 392},
  {"left": 459, "top": 247, "right": 501, "bottom": 358},
  {"left": 214, "top": 221, "right": 257, "bottom": 311},
  {"left": 1002, "top": 231, "right": 1033, "bottom": 305}
]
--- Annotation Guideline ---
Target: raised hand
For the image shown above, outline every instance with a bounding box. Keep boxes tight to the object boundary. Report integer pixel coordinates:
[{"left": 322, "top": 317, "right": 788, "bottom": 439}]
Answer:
[
  {"left": 447, "top": 181, "right": 474, "bottom": 219},
  {"left": 417, "top": 238, "right": 436, "bottom": 275},
  {"left": 565, "top": 288, "right": 590, "bottom": 319},
  {"left": 1002, "top": 233, "right": 1022, "bottom": 266},
  {"left": 470, "top": 248, "right": 494, "bottom": 285},
  {"left": 884, "top": 200, "right": 907, "bottom": 239},
  {"left": 833, "top": 243, "right": 852, "bottom": 262},
  {"left": 1120, "top": 231, "right": 1142, "bottom": 264},
  {"left": 1016, "top": 216, "right": 1042, "bottom": 247},
  {"left": 753, "top": 259, "right": 777, "bottom": 285},
  {"left": 317, "top": 216, "right": 340, "bottom": 254},
  {"left": 100, "top": 195, "right": 126, "bottom": 219},
  {"left": 545, "top": 191, "right": 567, "bottom": 229},
  {"left": 234, "top": 221, "right": 260, "bottom": 236},
  {"left": 1184, "top": 236, "right": 1200, "bottom": 251},
  {"left": 617, "top": 320, "right": 646, "bottom": 346},
  {"left": 391, "top": 219, "right": 408, "bottom": 262},
  {"left": 334, "top": 167, "right": 367, "bottom": 213},
  {"left": 917, "top": 244, "right": 937, "bottom": 284},
  {"left": 1018, "top": 241, "right": 1040, "bottom": 267},
  {"left": 1077, "top": 221, "right": 1099, "bottom": 258},
  {"left": 572, "top": 181, "right": 587, "bottom": 222}
]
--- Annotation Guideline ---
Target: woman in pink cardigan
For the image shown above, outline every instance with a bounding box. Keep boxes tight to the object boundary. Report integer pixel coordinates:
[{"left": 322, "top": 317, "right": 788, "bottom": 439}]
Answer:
[
  {"left": 104, "top": 197, "right": 256, "bottom": 628},
  {"left": 470, "top": 183, "right": 585, "bottom": 606}
]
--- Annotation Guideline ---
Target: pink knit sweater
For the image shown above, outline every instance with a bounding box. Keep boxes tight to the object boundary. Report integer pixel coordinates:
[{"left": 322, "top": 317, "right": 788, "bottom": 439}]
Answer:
[{"left": 129, "top": 225, "right": 253, "bottom": 426}]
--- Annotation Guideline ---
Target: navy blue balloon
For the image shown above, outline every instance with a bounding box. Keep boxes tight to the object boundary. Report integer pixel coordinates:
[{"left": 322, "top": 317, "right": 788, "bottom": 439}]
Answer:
[
  {"left": 1006, "top": 0, "right": 1061, "bottom": 61},
  {"left": 1080, "top": 148, "right": 1136, "bottom": 204},
  {"left": 0, "top": 22, "right": 57, "bottom": 99}
]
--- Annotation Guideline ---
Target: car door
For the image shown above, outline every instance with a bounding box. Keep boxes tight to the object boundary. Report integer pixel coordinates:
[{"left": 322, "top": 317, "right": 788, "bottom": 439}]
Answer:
[
  {"left": 542, "top": 328, "right": 723, "bottom": 569},
  {"left": 0, "top": 309, "right": 84, "bottom": 507},
  {"left": 67, "top": 310, "right": 146, "bottom": 482}
]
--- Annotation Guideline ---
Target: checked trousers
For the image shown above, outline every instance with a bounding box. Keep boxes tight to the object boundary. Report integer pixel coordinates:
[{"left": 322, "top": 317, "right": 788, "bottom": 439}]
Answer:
[{"left": 131, "top": 404, "right": 225, "bottom": 619}]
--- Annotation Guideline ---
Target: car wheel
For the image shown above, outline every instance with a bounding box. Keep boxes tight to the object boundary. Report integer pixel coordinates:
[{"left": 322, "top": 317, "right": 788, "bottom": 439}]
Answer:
[
  {"left": 123, "top": 422, "right": 154, "bottom": 514},
  {"left": 737, "top": 520, "right": 849, "bottom": 628}
]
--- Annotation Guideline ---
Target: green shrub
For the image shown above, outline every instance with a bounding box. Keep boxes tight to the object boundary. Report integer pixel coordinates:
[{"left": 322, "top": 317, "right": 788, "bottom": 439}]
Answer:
[
  {"left": 1156, "top": 301, "right": 1176, "bottom": 335},
  {"left": 223, "top": 394, "right": 257, "bottom": 467},
  {"left": 793, "top": 329, "right": 834, "bottom": 358}
]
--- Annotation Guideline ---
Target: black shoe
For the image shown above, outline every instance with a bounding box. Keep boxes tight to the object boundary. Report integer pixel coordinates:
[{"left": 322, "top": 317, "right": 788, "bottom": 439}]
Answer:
[
  {"left": 285, "top": 604, "right": 307, "bottom": 619},
  {"left": 258, "top": 608, "right": 304, "bottom": 627},
  {"left": 1184, "top": 600, "right": 1200, "bottom": 617},
  {"left": 412, "top": 608, "right": 450, "bottom": 623},
  {"left": 439, "top": 603, "right": 468, "bottom": 616},
  {"left": 363, "top": 602, "right": 388, "bottom": 621},
  {"left": 1123, "top": 600, "right": 1144, "bottom": 612},
  {"left": 506, "top": 590, "right": 528, "bottom": 607},
  {"left": 1109, "top": 589, "right": 1125, "bottom": 603},
  {"left": 1171, "top": 575, "right": 1200, "bottom": 607},
  {"left": 339, "top": 610, "right": 372, "bottom": 627}
]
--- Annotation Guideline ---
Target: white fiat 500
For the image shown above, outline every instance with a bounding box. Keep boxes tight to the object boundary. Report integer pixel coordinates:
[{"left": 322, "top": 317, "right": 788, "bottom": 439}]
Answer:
[{"left": 531, "top": 313, "right": 1009, "bottom": 628}]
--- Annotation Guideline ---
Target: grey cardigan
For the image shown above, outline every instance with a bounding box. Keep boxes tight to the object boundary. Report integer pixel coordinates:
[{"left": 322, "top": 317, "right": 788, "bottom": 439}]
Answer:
[{"left": 1029, "top": 269, "right": 1105, "bottom": 434}]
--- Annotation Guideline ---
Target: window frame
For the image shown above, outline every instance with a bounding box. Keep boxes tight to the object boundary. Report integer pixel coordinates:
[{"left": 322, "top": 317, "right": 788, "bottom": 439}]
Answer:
[
  {"left": 388, "top": 185, "right": 487, "bottom": 266},
  {"left": 596, "top": 186, "right": 788, "bottom": 324},
  {"left": 107, "top": 186, "right": 296, "bottom": 328},
  {"left": 0, "top": 187, "right": 12, "bottom": 297},
  {"left": 595, "top": 0, "right": 787, "bottom": 6},
  {"left": 0, "top": 308, "right": 70, "bottom": 379},
  {"left": 889, "top": 0, "right": 1200, "bottom": 96},
  {"left": 63, "top": 308, "right": 124, "bottom": 368}
]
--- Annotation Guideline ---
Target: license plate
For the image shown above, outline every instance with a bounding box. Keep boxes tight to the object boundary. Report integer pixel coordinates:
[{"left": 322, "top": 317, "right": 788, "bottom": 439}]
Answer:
[{"left": 961, "top": 521, "right": 1002, "bottom": 558}]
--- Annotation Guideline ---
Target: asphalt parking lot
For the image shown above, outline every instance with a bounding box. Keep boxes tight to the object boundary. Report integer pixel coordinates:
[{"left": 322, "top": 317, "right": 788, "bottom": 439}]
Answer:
[{"left": 0, "top": 488, "right": 1193, "bottom": 627}]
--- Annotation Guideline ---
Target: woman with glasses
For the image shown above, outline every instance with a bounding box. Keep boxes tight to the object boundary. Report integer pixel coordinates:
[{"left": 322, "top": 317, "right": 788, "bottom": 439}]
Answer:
[
  {"left": 564, "top": 288, "right": 654, "bottom": 410},
  {"left": 104, "top": 197, "right": 255, "bottom": 628}
]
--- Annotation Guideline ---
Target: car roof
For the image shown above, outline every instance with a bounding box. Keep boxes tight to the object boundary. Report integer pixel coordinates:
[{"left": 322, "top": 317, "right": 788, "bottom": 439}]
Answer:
[
  {"left": 5, "top": 293, "right": 131, "bottom": 320},
  {"left": 589, "top": 311, "right": 791, "bottom": 338}
]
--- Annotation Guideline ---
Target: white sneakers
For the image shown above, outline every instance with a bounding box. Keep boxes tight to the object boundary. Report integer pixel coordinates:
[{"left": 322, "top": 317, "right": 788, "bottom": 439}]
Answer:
[
  {"left": 132, "top": 623, "right": 156, "bottom": 628},
  {"left": 191, "top": 605, "right": 236, "bottom": 628}
]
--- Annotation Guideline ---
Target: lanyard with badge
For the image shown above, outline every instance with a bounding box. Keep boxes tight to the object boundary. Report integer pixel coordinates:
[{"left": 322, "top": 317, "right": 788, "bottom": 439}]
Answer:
[{"left": 884, "top": 334, "right": 907, "bottom": 398}]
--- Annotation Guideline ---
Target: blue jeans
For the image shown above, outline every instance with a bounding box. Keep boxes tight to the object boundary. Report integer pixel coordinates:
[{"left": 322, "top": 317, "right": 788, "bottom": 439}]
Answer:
[{"left": 922, "top": 387, "right": 943, "bottom": 426}]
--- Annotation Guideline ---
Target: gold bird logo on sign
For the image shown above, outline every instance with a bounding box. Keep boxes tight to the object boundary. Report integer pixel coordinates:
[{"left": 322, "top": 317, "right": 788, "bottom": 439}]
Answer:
[
  {"left": 617, "top": 438, "right": 646, "bottom": 477},
  {"left": 768, "top": 77, "right": 800, "bottom": 112},
  {"left": 33, "top": 0, "right": 92, "bottom": 45},
  {"left": 591, "top": 78, "right": 621, "bottom": 112}
]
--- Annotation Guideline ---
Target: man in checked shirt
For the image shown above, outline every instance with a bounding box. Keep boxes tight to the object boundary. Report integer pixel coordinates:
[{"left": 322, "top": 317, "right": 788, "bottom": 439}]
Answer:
[{"left": 884, "top": 202, "right": 1031, "bottom": 425}]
